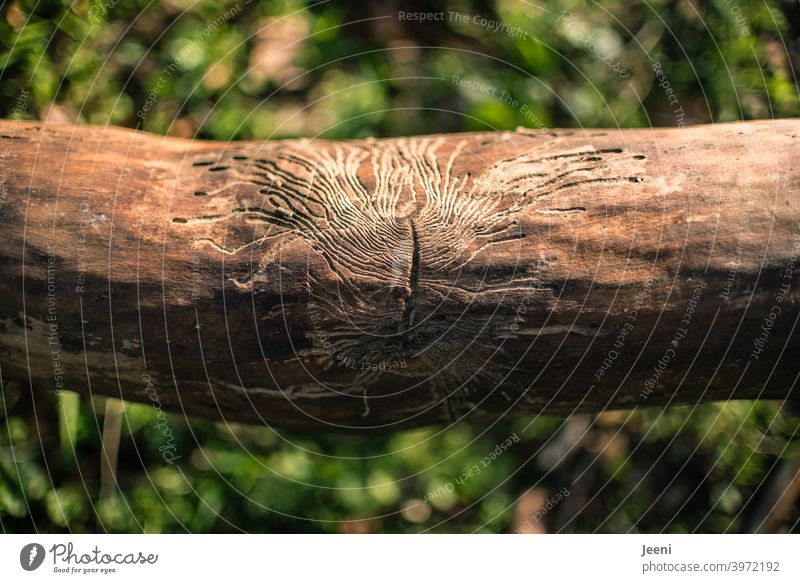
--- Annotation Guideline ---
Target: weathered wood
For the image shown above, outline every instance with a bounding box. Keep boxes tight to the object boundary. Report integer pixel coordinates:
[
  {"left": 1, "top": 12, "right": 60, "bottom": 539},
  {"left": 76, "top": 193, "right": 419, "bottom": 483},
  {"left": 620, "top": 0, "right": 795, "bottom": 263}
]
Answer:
[{"left": 1, "top": 119, "right": 799, "bottom": 431}]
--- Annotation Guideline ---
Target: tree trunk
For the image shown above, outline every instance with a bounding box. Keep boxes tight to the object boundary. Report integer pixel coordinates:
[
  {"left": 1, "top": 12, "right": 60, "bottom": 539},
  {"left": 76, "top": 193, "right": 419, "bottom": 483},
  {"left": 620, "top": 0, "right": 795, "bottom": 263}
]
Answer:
[{"left": 1, "top": 119, "right": 799, "bottom": 431}]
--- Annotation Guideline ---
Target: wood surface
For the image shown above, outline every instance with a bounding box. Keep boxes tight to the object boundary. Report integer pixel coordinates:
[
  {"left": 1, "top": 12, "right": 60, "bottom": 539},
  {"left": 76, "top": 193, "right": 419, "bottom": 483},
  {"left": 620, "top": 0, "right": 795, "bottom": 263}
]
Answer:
[{"left": 1, "top": 119, "right": 799, "bottom": 431}]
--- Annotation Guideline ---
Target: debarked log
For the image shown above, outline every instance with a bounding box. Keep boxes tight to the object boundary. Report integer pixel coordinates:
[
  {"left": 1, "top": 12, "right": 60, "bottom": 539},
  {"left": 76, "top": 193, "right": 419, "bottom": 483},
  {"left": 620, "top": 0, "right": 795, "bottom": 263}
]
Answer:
[{"left": 1, "top": 119, "right": 799, "bottom": 431}]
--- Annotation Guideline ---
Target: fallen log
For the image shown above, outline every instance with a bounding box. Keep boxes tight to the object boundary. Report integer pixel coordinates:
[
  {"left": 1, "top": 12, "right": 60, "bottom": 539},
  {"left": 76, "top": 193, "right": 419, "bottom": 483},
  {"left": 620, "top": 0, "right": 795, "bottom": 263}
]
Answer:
[{"left": 0, "top": 119, "right": 799, "bottom": 431}]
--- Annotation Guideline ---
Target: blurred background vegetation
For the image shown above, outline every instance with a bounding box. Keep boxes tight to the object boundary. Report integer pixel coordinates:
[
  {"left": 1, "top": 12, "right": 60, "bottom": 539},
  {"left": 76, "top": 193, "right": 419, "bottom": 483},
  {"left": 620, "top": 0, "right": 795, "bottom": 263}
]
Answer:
[{"left": 1, "top": 0, "right": 799, "bottom": 533}]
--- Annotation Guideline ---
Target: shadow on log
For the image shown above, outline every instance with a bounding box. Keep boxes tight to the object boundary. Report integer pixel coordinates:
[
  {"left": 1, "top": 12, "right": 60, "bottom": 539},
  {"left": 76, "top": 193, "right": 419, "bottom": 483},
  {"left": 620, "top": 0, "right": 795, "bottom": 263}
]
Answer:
[{"left": 0, "top": 119, "right": 799, "bottom": 431}]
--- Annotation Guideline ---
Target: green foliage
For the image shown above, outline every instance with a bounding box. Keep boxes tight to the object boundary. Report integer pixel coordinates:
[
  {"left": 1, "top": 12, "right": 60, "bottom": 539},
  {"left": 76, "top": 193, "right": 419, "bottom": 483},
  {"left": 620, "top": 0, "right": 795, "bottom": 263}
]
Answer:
[
  {"left": 2, "top": 0, "right": 797, "bottom": 134},
  {"left": 2, "top": 391, "right": 798, "bottom": 533}
]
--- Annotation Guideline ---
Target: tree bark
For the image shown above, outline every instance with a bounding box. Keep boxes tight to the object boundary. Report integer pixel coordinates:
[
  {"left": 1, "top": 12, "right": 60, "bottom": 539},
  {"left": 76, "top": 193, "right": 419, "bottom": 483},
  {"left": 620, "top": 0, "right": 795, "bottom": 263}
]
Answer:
[{"left": 1, "top": 119, "right": 799, "bottom": 431}]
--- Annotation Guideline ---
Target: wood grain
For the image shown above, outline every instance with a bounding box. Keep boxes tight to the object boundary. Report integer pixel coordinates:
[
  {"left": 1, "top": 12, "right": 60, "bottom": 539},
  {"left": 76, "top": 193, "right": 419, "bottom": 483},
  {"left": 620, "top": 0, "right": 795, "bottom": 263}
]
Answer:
[{"left": 1, "top": 119, "right": 799, "bottom": 431}]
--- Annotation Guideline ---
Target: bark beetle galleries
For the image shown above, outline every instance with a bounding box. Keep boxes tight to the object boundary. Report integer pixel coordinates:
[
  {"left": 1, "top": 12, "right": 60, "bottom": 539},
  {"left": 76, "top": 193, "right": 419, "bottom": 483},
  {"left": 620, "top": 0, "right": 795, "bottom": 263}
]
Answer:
[{"left": 174, "top": 137, "right": 647, "bottom": 421}]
